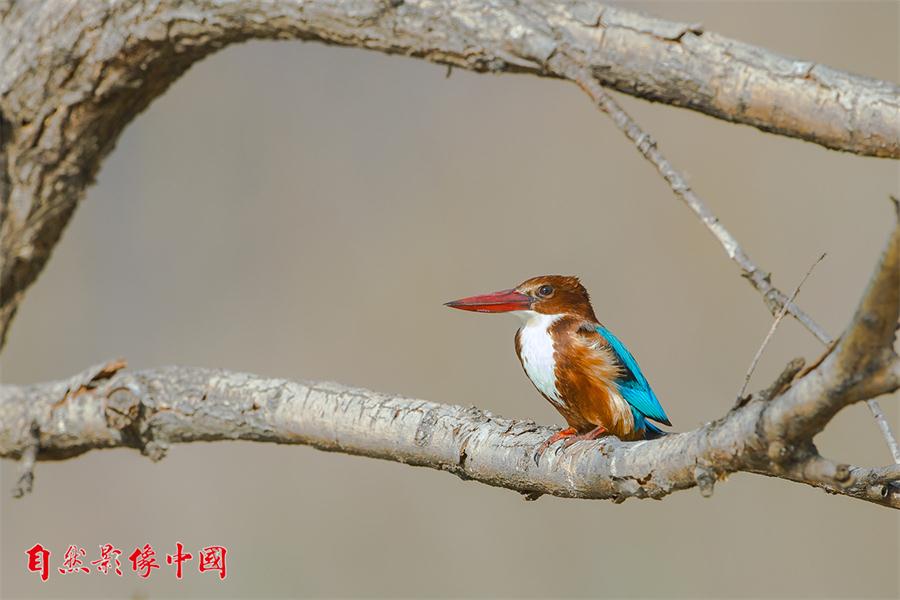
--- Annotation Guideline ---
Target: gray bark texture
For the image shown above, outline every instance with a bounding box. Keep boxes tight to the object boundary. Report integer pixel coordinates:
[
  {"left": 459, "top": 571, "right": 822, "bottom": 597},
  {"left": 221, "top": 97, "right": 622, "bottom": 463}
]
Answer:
[
  {"left": 2, "top": 204, "right": 898, "bottom": 507},
  {"left": 2, "top": 0, "right": 900, "bottom": 348}
]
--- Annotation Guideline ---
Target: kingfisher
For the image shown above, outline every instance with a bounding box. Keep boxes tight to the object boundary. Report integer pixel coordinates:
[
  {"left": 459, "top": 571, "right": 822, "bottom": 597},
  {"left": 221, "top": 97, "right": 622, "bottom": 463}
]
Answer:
[{"left": 445, "top": 275, "right": 671, "bottom": 459}]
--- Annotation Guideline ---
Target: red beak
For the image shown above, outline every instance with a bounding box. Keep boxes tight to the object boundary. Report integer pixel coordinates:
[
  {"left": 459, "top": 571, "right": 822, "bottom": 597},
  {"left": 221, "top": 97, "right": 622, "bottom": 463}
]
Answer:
[{"left": 444, "top": 288, "right": 532, "bottom": 313}]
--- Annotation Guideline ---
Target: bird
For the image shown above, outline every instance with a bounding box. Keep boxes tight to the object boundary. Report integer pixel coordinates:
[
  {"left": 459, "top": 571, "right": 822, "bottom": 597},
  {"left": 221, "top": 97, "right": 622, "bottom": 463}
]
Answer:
[{"left": 445, "top": 275, "right": 671, "bottom": 460}]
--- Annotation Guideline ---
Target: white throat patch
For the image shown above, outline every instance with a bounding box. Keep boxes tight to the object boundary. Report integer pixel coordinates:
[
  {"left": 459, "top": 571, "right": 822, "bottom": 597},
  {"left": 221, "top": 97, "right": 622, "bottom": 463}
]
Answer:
[{"left": 514, "top": 311, "right": 563, "bottom": 407}]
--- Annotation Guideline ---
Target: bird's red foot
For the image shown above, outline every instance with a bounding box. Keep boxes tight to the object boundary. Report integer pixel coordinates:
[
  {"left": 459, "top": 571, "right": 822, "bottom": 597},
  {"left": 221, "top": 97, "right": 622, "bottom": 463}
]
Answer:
[
  {"left": 533, "top": 427, "right": 577, "bottom": 465},
  {"left": 559, "top": 425, "right": 609, "bottom": 449}
]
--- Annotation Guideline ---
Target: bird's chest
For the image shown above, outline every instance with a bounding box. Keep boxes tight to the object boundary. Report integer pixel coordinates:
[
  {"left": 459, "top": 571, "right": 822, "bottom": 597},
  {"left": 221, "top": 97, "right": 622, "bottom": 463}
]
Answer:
[{"left": 517, "top": 317, "right": 563, "bottom": 407}]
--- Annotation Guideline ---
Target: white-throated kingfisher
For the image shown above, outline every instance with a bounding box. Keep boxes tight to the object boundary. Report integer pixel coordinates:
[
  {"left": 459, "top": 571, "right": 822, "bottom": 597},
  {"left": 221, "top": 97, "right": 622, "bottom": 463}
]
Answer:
[{"left": 445, "top": 275, "right": 671, "bottom": 460}]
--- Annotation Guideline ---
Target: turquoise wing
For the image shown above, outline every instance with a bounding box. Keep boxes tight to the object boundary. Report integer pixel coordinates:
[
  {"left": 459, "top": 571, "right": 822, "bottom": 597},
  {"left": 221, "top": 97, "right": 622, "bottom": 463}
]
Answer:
[{"left": 596, "top": 325, "right": 671, "bottom": 426}]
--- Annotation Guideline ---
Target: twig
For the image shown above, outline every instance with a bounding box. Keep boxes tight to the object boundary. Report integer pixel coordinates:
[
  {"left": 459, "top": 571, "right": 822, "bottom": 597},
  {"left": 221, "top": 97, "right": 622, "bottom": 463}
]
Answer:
[
  {"left": 867, "top": 401, "right": 900, "bottom": 464},
  {"left": 736, "top": 253, "right": 826, "bottom": 402},
  {"left": 569, "top": 70, "right": 826, "bottom": 338},
  {"left": 567, "top": 66, "right": 900, "bottom": 463},
  {"left": 740, "top": 357, "right": 806, "bottom": 409},
  {"left": 12, "top": 422, "right": 39, "bottom": 498}
]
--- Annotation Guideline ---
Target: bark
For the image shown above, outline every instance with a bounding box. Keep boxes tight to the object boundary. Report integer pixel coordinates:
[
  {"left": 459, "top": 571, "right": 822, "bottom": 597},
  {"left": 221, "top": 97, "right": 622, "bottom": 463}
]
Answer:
[
  {"left": 2, "top": 204, "right": 897, "bottom": 507},
  {"left": 2, "top": 0, "right": 899, "bottom": 348}
]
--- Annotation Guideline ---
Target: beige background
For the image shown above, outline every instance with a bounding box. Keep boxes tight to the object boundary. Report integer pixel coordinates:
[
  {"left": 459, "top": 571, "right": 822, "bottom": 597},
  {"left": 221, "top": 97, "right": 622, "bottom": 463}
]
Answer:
[{"left": 2, "top": 1, "right": 899, "bottom": 598}]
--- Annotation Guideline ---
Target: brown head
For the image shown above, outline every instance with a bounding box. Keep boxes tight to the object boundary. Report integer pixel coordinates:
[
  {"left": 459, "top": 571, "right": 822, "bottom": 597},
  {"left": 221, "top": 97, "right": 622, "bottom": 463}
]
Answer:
[{"left": 445, "top": 275, "right": 598, "bottom": 322}]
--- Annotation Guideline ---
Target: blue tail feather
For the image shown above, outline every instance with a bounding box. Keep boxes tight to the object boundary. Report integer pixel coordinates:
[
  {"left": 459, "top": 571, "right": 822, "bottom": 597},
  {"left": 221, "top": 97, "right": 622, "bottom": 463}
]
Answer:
[
  {"left": 643, "top": 420, "right": 667, "bottom": 440},
  {"left": 632, "top": 408, "right": 668, "bottom": 439}
]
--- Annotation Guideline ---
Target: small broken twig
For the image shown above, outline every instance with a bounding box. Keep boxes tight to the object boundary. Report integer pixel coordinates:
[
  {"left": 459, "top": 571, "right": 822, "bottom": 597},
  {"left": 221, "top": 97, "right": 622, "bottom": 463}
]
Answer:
[
  {"left": 735, "top": 357, "right": 806, "bottom": 410},
  {"left": 12, "top": 423, "right": 39, "bottom": 498}
]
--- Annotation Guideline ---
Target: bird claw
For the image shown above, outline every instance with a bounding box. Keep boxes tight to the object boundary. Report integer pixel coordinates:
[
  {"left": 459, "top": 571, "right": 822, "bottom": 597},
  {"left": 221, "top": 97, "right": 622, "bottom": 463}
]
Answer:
[
  {"left": 532, "top": 441, "right": 553, "bottom": 466},
  {"left": 562, "top": 426, "right": 609, "bottom": 448},
  {"left": 534, "top": 426, "right": 610, "bottom": 464},
  {"left": 533, "top": 427, "right": 577, "bottom": 466},
  {"left": 559, "top": 436, "right": 582, "bottom": 450}
]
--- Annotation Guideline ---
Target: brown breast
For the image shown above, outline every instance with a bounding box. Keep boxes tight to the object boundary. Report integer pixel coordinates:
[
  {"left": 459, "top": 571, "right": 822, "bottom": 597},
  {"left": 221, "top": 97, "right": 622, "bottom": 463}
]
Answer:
[{"left": 550, "top": 318, "right": 638, "bottom": 438}]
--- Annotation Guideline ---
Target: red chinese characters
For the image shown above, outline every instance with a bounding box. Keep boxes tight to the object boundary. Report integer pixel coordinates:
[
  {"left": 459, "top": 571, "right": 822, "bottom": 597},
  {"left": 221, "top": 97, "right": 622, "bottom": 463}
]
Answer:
[
  {"left": 26, "top": 542, "right": 227, "bottom": 581},
  {"left": 198, "top": 545, "right": 227, "bottom": 580},
  {"left": 128, "top": 544, "right": 161, "bottom": 579},
  {"left": 166, "top": 542, "right": 193, "bottom": 579},
  {"left": 91, "top": 543, "right": 123, "bottom": 576},
  {"left": 25, "top": 543, "right": 51, "bottom": 582},
  {"left": 58, "top": 545, "right": 90, "bottom": 575}
]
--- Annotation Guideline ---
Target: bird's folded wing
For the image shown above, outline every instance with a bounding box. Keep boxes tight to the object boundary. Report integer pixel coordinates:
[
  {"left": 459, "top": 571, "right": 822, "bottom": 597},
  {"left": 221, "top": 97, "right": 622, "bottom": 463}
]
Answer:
[{"left": 594, "top": 325, "right": 671, "bottom": 426}]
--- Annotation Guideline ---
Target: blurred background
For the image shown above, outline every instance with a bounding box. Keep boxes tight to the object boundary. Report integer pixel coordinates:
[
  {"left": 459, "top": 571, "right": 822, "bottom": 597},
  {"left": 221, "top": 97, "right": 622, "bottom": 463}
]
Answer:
[{"left": 2, "top": 1, "right": 898, "bottom": 598}]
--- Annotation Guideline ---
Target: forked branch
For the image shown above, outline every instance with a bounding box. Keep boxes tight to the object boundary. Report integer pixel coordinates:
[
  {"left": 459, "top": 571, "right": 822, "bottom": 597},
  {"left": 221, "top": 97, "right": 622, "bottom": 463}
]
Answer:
[{"left": 566, "top": 64, "right": 900, "bottom": 463}]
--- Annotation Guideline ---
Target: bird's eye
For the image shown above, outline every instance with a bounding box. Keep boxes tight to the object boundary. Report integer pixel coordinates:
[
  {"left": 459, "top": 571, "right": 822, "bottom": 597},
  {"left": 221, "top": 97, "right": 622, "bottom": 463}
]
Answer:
[{"left": 537, "top": 285, "right": 554, "bottom": 297}]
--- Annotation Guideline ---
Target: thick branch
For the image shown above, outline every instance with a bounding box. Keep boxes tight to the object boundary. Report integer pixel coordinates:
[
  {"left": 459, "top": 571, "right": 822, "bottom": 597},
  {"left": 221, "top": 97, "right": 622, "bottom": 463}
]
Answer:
[
  {"left": 1, "top": 354, "right": 896, "bottom": 507},
  {"left": 833, "top": 200, "right": 900, "bottom": 380},
  {"left": 11, "top": 166, "right": 895, "bottom": 504},
  {"left": 2, "top": 219, "right": 898, "bottom": 505},
  {"left": 0, "top": 193, "right": 896, "bottom": 506},
  {"left": 1, "top": 0, "right": 898, "bottom": 348}
]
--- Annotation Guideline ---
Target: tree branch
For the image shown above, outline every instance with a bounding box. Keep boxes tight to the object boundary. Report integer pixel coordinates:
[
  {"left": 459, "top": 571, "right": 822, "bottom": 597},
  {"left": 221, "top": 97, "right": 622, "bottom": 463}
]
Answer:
[
  {"left": 2, "top": 0, "right": 899, "bottom": 349},
  {"left": 762, "top": 200, "right": 900, "bottom": 443},
  {"left": 3, "top": 212, "right": 898, "bottom": 506},
  {"left": 569, "top": 67, "right": 900, "bottom": 463}
]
